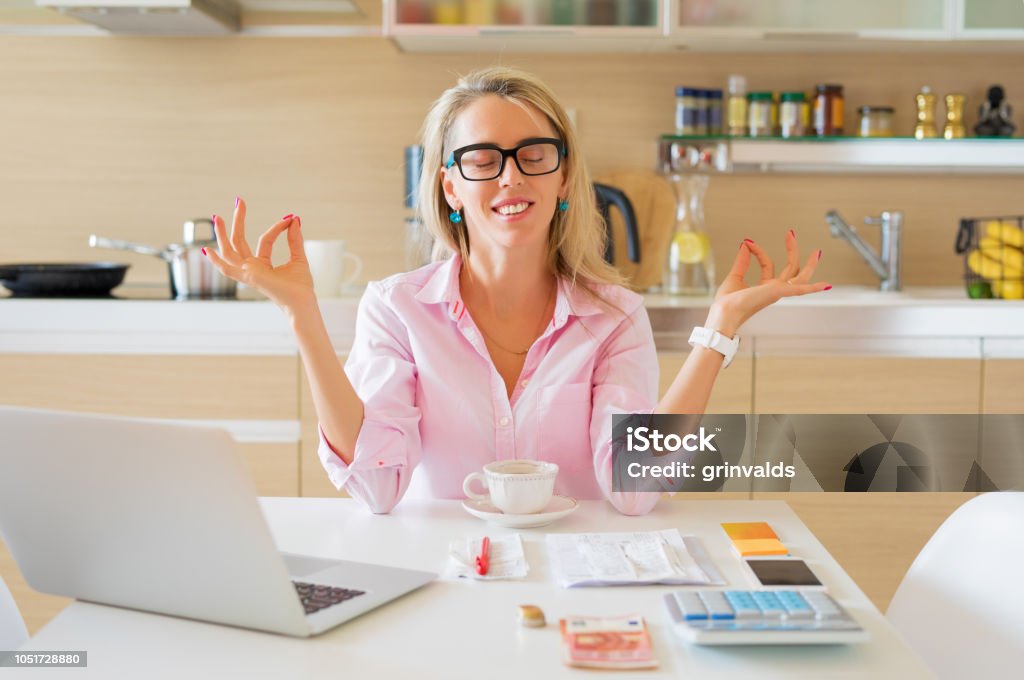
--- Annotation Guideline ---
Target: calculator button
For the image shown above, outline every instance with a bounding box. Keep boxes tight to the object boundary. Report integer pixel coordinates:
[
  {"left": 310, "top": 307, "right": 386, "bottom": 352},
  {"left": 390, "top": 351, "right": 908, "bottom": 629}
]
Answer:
[
  {"left": 803, "top": 591, "right": 844, "bottom": 619},
  {"left": 698, "top": 591, "right": 735, "bottom": 620},
  {"left": 724, "top": 591, "right": 762, "bottom": 619},
  {"left": 777, "top": 590, "right": 816, "bottom": 619},
  {"left": 673, "top": 592, "right": 709, "bottom": 621},
  {"left": 751, "top": 591, "right": 785, "bottom": 619}
]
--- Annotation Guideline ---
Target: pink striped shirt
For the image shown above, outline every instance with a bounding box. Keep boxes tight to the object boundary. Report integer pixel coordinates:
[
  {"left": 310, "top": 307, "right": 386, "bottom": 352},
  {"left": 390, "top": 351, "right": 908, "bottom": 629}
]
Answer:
[{"left": 317, "top": 254, "right": 662, "bottom": 515}]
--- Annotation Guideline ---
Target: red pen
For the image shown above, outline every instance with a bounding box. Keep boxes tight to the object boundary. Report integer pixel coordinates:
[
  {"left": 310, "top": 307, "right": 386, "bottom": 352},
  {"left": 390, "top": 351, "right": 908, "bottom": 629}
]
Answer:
[{"left": 475, "top": 536, "right": 490, "bottom": 576}]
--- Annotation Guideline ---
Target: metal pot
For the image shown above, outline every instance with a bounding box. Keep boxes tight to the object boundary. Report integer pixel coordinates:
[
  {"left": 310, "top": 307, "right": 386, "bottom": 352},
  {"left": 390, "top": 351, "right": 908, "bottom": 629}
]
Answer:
[{"left": 89, "top": 219, "right": 237, "bottom": 300}]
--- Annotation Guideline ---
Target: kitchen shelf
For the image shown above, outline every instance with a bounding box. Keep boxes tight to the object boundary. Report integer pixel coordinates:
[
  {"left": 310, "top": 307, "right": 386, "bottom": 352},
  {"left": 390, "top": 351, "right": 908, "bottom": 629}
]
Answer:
[{"left": 660, "top": 135, "right": 1024, "bottom": 174}]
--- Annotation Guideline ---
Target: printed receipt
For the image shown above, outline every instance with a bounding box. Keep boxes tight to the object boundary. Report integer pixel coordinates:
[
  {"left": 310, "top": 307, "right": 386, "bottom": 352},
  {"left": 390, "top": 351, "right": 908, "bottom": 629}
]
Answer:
[{"left": 547, "top": 529, "right": 725, "bottom": 588}]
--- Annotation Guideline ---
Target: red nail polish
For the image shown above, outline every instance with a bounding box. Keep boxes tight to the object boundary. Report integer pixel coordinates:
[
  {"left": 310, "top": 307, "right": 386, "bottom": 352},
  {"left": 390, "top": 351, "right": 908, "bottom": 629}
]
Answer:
[
  {"left": 235, "top": 196, "right": 240, "bottom": 208},
  {"left": 824, "top": 284, "right": 833, "bottom": 291},
  {"left": 817, "top": 249, "right": 823, "bottom": 260},
  {"left": 282, "top": 213, "right": 294, "bottom": 221},
  {"left": 296, "top": 215, "right": 302, "bottom": 227},
  {"left": 743, "top": 238, "right": 755, "bottom": 244},
  {"left": 789, "top": 229, "right": 796, "bottom": 237},
  {"left": 201, "top": 247, "right": 208, "bottom": 256},
  {"left": 211, "top": 213, "right": 217, "bottom": 223}
]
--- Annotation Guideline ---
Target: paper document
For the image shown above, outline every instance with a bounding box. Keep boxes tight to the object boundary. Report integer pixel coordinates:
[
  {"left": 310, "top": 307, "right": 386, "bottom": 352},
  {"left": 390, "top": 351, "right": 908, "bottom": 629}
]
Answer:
[
  {"left": 447, "top": 534, "right": 529, "bottom": 581},
  {"left": 546, "top": 529, "right": 724, "bottom": 588}
]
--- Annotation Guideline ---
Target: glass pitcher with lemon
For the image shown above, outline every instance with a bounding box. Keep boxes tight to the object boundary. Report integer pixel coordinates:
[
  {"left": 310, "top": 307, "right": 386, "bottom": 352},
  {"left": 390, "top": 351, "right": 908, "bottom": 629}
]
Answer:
[{"left": 664, "top": 173, "right": 714, "bottom": 295}]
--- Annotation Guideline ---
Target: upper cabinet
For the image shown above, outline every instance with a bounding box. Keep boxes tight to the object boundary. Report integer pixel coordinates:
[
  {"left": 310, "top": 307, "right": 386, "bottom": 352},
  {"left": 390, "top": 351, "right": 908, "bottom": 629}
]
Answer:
[{"left": 383, "top": 0, "right": 1024, "bottom": 51}]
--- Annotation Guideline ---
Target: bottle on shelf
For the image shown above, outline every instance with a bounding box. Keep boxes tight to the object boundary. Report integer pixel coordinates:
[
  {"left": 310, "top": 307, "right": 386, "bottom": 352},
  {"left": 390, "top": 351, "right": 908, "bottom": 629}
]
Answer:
[
  {"left": 727, "top": 74, "right": 748, "bottom": 137},
  {"left": 944, "top": 93, "right": 967, "bottom": 139},
  {"left": 914, "top": 86, "right": 939, "bottom": 139}
]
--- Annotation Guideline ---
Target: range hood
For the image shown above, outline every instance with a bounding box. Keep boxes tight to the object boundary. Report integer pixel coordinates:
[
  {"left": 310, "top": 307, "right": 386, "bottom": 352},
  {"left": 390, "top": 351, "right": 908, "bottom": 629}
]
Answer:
[{"left": 36, "top": 0, "right": 241, "bottom": 35}]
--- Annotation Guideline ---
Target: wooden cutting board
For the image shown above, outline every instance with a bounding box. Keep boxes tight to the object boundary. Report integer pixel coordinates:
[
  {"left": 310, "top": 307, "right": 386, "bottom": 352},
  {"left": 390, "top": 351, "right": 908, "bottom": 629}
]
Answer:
[{"left": 593, "top": 169, "right": 677, "bottom": 291}]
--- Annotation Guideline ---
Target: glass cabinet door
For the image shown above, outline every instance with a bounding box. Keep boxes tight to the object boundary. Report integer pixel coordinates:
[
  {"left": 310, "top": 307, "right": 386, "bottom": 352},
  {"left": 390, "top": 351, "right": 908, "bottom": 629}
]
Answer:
[
  {"left": 961, "top": 0, "right": 1024, "bottom": 31},
  {"left": 393, "top": 0, "right": 659, "bottom": 27},
  {"left": 677, "top": 0, "right": 947, "bottom": 32}
]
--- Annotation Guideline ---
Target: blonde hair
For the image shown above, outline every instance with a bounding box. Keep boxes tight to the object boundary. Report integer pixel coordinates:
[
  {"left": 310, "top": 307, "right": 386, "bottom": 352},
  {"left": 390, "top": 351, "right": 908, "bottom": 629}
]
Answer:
[{"left": 416, "top": 66, "right": 626, "bottom": 296}]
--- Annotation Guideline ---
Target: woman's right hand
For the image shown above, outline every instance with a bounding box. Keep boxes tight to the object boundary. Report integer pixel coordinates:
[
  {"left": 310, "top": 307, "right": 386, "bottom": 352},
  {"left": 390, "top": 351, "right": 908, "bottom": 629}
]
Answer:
[{"left": 205, "top": 197, "right": 316, "bottom": 313}]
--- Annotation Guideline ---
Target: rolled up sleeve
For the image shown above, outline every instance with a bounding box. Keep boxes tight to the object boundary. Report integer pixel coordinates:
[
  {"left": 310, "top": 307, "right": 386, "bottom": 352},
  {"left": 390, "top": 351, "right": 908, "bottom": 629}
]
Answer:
[
  {"left": 589, "top": 301, "right": 663, "bottom": 516},
  {"left": 317, "top": 281, "right": 421, "bottom": 514}
]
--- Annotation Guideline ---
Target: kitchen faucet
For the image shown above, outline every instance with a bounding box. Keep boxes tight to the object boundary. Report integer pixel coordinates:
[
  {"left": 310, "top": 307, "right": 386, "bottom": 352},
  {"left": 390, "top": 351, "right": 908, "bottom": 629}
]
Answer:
[{"left": 825, "top": 210, "right": 903, "bottom": 292}]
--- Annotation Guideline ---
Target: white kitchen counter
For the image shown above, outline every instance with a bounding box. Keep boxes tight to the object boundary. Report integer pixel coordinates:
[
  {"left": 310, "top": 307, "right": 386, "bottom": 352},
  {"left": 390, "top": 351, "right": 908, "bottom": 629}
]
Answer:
[{"left": 0, "top": 285, "right": 1021, "bottom": 355}]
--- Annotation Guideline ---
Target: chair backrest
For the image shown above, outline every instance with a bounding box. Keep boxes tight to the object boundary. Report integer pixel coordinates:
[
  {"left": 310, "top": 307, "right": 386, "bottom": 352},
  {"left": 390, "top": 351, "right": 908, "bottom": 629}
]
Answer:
[
  {"left": 887, "top": 492, "right": 1024, "bottom": 679},
  {"left": 0, "top": 573, "right": 29, "bottom": 649}
]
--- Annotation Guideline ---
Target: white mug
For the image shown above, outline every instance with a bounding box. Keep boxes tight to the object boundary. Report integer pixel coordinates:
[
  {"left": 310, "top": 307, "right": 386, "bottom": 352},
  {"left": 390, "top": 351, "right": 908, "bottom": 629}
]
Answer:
[
  {"left": 304, "top": 240, "right": 363, "bottom": 298},
  {"left": 463, "top": 460, "right": 558, "bottom": 515}
]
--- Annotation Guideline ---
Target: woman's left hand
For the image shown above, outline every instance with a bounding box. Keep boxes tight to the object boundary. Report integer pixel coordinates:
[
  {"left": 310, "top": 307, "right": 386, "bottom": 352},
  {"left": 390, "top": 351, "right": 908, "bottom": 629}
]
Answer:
[{"left": 705, "top": 230, "right": 831, "bottom": 336}]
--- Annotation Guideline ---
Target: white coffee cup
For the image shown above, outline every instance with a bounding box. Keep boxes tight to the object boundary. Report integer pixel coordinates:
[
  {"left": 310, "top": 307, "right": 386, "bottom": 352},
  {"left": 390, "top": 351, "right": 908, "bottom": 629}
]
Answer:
[
  {"left": 304, "top": 239, "right": 363, "bottom": 298},
  {"left": 463, "top": 460, "right": 558, "bottom": 515}
]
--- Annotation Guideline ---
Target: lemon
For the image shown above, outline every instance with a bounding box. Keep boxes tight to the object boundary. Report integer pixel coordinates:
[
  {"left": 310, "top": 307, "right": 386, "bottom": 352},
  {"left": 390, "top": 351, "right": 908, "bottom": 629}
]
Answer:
[{"left": 672, "top": 231, "right": 709, "bottom": 264}]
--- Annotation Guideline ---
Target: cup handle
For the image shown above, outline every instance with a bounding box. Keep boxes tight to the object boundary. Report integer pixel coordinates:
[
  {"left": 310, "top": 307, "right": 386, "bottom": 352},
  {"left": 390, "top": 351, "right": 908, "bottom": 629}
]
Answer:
[
  {"left": 463, "top": 472, "right": 489, "bottom": 502},
  {"left": 341, "top": 252, "right": 363, "bottom": 286}
]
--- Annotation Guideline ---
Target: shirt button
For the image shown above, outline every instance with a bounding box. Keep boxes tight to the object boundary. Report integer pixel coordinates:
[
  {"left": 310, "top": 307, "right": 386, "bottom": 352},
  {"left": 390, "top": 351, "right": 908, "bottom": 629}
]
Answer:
[{"left": 499, "top": 416, "right": 511, "bottom": 427}]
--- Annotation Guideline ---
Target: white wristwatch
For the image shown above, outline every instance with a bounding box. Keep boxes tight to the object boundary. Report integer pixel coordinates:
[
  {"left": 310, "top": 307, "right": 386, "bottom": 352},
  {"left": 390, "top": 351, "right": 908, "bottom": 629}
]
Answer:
[{"left": 688, "top": 326, "right": 740, "bottom": 368}]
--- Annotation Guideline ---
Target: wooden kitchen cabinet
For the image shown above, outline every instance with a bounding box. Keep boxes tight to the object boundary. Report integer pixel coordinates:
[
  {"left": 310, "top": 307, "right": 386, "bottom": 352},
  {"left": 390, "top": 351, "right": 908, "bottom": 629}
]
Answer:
[
  {"left": 0, "top": 354, "right": 301, "bottom": 497},
  {"left": 751, "top": 338, "right": 981, "bottom": 611},
  {"left": 658, "top": 351, "right": 753, "bottom": 414}
]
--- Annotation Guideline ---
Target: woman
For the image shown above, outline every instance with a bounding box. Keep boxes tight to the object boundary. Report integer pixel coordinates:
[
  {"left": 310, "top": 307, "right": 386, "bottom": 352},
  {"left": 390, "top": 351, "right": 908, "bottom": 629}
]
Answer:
[{"left": 204, "top": 67, "right": 829, "bottom": 516}]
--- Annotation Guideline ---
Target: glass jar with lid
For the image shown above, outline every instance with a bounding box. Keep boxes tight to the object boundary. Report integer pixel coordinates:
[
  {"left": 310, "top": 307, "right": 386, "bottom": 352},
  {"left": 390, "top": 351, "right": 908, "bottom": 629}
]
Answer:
[
  {"left": 813, "top": 84, "right": 845, "bottom": 137},
  {"left": 780, "top": 92, "right": 807, "bottom": 138},
  {"left": 675, "top": 87, "right": 700, "bottom": 136},
  {"left": 858, "top": 106, "right": 895, "bottom": 137},
  {"left": 748, "top": 92, "right": 776, "bottom": 137}
]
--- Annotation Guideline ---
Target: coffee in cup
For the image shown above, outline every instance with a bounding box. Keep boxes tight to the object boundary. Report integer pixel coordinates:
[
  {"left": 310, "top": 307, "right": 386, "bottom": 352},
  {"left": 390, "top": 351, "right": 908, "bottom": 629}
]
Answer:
[{"left": 462, "top": 460, "right": 558, "bottom": 515}]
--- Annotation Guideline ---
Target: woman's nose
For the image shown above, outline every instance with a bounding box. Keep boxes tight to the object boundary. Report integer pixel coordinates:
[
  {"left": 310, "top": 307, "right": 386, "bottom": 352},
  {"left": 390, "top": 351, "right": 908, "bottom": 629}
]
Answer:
[{"left": 498, "top": 157, "right": 525, "bottom": 186}]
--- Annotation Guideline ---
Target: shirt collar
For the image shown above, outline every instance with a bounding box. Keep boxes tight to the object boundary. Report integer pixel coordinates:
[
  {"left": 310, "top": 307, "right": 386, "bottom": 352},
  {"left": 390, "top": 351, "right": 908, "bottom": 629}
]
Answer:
[{"left": 414, "top": 253, "right": 607, "bottom": 324}]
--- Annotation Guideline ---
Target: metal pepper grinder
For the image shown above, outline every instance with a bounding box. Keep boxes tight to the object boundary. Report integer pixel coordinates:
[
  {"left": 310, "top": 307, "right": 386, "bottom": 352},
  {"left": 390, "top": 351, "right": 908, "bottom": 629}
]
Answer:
[
  {"left": 914, "top": 86, "right": 938, "bottom": 139},
  {"left": 943, "top": 93, "right": 967, "bottom": 139}
]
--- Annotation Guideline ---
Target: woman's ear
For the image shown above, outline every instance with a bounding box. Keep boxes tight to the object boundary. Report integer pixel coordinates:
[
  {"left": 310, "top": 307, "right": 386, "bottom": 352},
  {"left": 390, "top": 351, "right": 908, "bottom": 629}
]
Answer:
[{"left": 440, "top": 166, "right": 461, "bottom": 210}]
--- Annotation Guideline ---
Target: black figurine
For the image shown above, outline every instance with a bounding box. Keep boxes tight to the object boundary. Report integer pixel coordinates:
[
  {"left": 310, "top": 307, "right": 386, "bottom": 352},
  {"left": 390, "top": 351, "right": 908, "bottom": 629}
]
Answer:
[{"left": 974, "top": 85, "right": 1016, "bottom": 137}]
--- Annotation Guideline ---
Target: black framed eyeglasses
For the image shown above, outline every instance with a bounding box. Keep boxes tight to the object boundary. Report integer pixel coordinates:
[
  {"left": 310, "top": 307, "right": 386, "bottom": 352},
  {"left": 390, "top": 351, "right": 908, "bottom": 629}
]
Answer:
[{"left": 445, "top": 137, "right": 567, "bottom": 181}]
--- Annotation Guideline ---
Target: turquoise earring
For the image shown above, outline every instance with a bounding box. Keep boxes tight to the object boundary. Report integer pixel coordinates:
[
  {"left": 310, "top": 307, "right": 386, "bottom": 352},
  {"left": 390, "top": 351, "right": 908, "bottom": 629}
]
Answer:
[
  {"left": 449, "top": 208, "right": 462, "bottom": 223},
  {"left": 558, "top": 199, "right": 569, "bottom": 212}
]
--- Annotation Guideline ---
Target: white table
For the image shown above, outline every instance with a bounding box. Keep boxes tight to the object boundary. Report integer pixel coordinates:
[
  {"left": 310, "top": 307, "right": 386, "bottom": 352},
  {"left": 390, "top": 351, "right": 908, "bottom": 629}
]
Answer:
[{"left": 15, "top": 499, "right": 930, "bottom": 679}]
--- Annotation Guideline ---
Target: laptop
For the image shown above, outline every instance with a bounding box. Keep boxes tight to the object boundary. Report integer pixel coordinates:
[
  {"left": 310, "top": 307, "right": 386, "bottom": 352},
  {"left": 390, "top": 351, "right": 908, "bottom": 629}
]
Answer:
[{"left": 0, "top": 406, "right": 436, "bottom": 637}]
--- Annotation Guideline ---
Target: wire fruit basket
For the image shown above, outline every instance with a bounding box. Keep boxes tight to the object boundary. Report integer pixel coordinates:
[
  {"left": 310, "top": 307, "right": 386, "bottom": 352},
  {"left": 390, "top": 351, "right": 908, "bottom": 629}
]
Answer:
[{"left": 954, "top": 215, "right": 1024, "bottom": 299}]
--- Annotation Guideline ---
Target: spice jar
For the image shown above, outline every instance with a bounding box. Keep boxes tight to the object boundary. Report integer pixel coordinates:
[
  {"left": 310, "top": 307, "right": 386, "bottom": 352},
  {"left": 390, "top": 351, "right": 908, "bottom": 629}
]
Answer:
[
  {"left": 707, "top": 89, "right": 724, "bottom": 135},
  {"left": 780, "top": 92, "right": 807, "bottom": 138},
  {"left": 675, "top": 87, "right": 700, "bottom": 136},
  {"left": 748, "top": 92, "right": 776, "bottom": 137},
  {"left": 858, "top": 106, "right": 894, "bottom": 137},
  {"left": 813, "top": 84, "right": 845, "bottom": 137},
  {"left": 727, "top": 74, "right": 748, "bottom": 136}
]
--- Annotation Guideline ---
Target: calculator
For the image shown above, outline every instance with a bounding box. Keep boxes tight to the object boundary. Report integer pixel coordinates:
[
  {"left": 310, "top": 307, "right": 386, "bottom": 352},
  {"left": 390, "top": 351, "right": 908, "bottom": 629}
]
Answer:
[{"left": 663, "top": 588, "right": 869, "bottom": 645}]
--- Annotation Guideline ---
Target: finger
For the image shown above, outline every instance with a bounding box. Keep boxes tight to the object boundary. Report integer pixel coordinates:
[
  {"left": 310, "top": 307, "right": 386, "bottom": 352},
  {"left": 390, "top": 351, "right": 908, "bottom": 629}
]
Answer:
[
  {"left": 779, "top": 281, "right": 832, "bottom": 297},
  {"left": 743, "top": 238, "right": 775, "bottom": 282},
  {"left": 791, "top": 248, "right": 823, "bottom": 284},
  {"left": 230, "top": 197, "right": 254, "bottom": 259},
  {"left": 203, "top": 245, "right": 244, "bottom": 281},
  {"left": 286, "top": 215, "right": 307, "bottom": 263},
  {"left": 255, "top": 215, "right": 295, "bottom": 260},
  {"left": 212, "top": 214, "right": 243, "bottom": 266},
  {"left": 724, "top": 239, "right": 753, "bottom": 280},
  {"left": 778, "top": 229, "right": 800, "bottom": 280}
]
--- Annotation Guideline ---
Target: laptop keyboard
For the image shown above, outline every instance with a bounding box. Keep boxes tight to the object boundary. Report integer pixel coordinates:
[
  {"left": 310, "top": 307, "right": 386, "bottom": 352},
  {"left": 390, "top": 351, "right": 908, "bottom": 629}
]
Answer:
[{"left": 292, "top": 581, "right": 366, "bottom": 615}]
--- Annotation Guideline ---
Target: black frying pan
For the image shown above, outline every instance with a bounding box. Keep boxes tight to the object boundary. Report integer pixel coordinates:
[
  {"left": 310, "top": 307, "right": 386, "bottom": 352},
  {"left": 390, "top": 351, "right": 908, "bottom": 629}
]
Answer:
[{"left": 0, "top": 263, "right": 129, "bottom": 297}]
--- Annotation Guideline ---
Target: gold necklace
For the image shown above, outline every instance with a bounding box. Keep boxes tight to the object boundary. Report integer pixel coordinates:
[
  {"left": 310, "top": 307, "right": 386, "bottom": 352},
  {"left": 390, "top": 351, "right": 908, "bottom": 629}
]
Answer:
[{"left": 475, "top": 282, "right": 557, "bottom": 356}]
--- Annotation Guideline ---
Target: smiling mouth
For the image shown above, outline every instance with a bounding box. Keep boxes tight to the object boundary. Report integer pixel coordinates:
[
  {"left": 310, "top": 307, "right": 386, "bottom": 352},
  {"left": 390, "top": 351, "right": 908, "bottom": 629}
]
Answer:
[{"left": 493, "top": 202, "right": 533, "bottom": 216}]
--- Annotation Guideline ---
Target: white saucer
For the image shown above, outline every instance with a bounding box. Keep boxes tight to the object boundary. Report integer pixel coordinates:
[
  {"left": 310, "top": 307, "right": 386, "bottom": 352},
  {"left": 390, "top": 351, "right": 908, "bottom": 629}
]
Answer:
[{"left": 461, "top": 495, "right": 579, "bottom": 529}]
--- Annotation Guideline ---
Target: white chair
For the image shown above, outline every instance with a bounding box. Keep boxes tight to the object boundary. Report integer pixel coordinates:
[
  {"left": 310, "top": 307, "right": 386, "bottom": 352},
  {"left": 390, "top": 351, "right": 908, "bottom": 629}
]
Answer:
[
  {"left": 887, "top": 492, "right": 1024, "bottom": 680},
  {"left": 0, "top": 573, "right": 29, "bottom": 649}
]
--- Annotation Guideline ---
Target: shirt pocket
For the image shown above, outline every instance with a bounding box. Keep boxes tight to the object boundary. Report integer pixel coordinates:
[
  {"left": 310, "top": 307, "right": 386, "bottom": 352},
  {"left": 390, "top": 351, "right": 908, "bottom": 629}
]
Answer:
[{"left": 533, "top": 382, "right": 593, "bottom": 467}]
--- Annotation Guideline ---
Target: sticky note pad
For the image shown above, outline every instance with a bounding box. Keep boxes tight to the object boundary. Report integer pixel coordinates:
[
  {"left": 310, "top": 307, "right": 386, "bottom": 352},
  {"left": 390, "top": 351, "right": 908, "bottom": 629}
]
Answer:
[{"left": 721, "top": 522, "right": 789, "bottom": 557}]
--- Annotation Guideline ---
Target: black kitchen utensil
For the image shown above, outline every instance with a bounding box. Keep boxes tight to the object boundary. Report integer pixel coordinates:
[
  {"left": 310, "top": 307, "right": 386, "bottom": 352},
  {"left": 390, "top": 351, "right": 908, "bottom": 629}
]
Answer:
[
  {"left": 594, "top": 183, "right": 641, "bottom": 265},
  {"left": 0, "top": 263, "right": 129, "bottom": 297}
]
